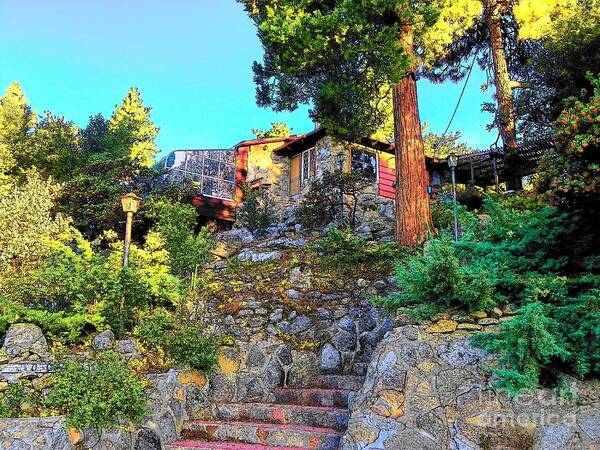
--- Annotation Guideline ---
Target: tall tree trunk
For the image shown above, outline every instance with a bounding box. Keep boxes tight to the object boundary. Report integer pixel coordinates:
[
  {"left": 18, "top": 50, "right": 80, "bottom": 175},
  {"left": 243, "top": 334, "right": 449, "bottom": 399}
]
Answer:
[
  {"left": 483, "top": 0, "right": 522, "bottom": 189},
  {"left": 393, "top": 24, "right": 433, "bottom": 246}
]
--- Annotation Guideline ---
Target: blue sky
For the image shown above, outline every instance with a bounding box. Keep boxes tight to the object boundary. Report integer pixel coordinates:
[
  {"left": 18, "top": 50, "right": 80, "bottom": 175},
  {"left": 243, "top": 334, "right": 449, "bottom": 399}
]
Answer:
[{"left": 0, "top": 0, "right": 496, "bottom": 158}]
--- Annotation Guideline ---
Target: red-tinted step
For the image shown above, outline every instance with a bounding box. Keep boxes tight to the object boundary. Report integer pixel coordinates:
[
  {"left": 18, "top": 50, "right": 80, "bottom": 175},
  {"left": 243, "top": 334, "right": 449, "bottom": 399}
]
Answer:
[
  {"left": 304, "top": 375, "right": 364, "bottom": 391},
  {"left": 183, "top": 420, "right": 341, "bottom": 450},
  {"left": 216, "top": 402, "right": 349, "bottom": 431},
  {"left": 165, "top": 441, "right": 309, "bottom": 450},
  {"left": 272, "top": 388, "right": 351, "bottom": 408}
]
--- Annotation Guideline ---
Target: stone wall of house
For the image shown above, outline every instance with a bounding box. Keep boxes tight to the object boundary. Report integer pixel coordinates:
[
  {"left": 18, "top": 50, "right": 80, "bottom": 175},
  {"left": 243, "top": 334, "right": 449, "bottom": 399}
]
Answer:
[
  {"left": 341, "top": 323, "right": 600, "bottom": 450},
  {"left": 0, "top": 324, "right": 212, "bottom": 450}
]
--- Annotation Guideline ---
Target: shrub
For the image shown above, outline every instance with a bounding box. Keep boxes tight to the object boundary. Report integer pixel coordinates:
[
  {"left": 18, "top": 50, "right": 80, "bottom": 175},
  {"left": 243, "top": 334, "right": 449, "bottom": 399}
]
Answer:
[
  {"left": 296, "top": 171, "right": 370, "bottom": 230},
  {"left": 236, "top": 184, "right": 276, "bottom": 232},
  {"left": 311, "top": 226, "right": 401, "bottom": 275},
  {"left": 1, "top": 229, "right": 183, "bottom": 342},
  {"left": 471, "top": 302, "right": 570, "bottom": 397},
  {"left": 45, "top": 351, "right": 148, "bottom": 430},
  {"left": 133, "top": 307, "right": 174, "bottom": 350},
  {"left": 144, "top": 198, "right": 213, "bottom": 276},
  {"left": 0, "top": 381, "right": 37, "bottom": 418},
  {"left": 166, "top": 325, "right": 218, "bottom": 373},
  {"left": 383, "top": 237, "right": 498, "bottom": 318},
  {"left": 0, "top": 170, "right": 71, "bottom": 274}
]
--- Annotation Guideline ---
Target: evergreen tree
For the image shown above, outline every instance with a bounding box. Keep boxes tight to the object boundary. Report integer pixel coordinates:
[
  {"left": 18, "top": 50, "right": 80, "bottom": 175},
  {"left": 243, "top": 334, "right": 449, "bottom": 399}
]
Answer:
[
  {"left": 32, "top": 112, "right": 82, "bottom": 181},
  {"left": 0, "top": 82, "right": 36, "bottom": 170},
  {"left": 251, "top": 121, "right": 292, "bottom": 139},
  {"left": 108, "top": 87, "right": 158, "bottom": 168},
  {"left": 61, "top": 89, "right": 159, "bottom": 236}
]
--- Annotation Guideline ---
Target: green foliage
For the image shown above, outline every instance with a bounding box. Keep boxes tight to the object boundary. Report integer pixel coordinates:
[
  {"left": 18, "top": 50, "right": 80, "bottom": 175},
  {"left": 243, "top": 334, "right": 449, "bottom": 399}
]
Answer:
[
  {"left": 296, "top": 171, "right": 370, "bottom": 230},
  {"left": 0, "top": 170, "right": 70, "bottom": 273},
  {"left": 166, "top": 325, "right": 218, "bottom": 373},
  {"left": 239, "top": 0, "right": 438, "bottom": 137},
  {"left": 385, "top": 237, "right": 498, "bottom": 318},
  {"left": 236, "top": 184, "right": 276, "bottom": 232},
  {"left": 311, "top": 227, "right": 400, "bottom": 275},
  {"left": 407, "top": 195, "right": 600, "bottom": 394},
  {"left": 144, "top": 198, "right": 213, "bottom": 277},
  {"left": 0, "top": 82, "right": 36, "bottom": 170},
  {"left": 133, "top": 308, "right": 174, "bottom": 350},
  {"left": 251, "top": 121, "right": 292, "bottom": 139},
  {"left": 0, "top": 382, "right": 36, "bottom": 418},
  {"left": 1, "top": 230, "right": 182, "bottom": 342},
  {"left": 537, "top": 74, "right": 600, "bottom": 210},
  {"left": 45, "top": 351, "right": 147, "bottom": 430},
  {"left": 471, "top": 302, "right": 570, "bottom": 396}
]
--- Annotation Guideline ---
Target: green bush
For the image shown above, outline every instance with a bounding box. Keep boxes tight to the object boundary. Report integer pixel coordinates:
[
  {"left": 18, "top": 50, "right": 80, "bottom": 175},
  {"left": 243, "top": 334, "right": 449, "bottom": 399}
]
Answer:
[
  {"left": 144, "top": 198, "right": 213, "bottom": 276},
  {"left": 296, "top": 171, "right": 370, "bottom": 230},
  {"left": 167, "top": 325, "right": 218, "bottom": 373},
  {"left": 133, "top": 307, "right": 174, "bottom": 350},
  {"left": 383, "top": 237, "right": 498, "bottom": 318},
  {"left": 471, "top": 302, "right": 570, "bottom": 397},
  {"left": 45, "top": 351, "right": 147, "bottom": 430},
  {"left": 236, "top": 184, "right": 276, "bottom": 232},
  {"left": 1, "top": 229, "right": 183, "bottom": 342},
  {"left": 0, "top": 381, "right": 37, "bottom": 418},
  {"left": 311, "top": 227, "right": 401, "bottom": 275}
]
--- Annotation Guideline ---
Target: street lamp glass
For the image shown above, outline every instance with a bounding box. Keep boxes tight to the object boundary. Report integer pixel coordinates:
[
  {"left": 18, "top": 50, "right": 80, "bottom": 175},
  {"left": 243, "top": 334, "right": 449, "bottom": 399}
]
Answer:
[
  {"left": 447, "top": 153, "right": 459, "bottom": 168},
  {"left": 121, "top": 193, "right": 142, "bottom": 213}
]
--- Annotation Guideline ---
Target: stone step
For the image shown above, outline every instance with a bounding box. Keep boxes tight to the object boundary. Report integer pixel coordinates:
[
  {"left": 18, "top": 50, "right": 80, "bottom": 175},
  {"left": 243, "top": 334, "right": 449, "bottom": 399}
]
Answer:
[
  {"left": 182, "top": 420, "right": 341, "bottom": 450},
  {"left": 272, "top": 388, "right": 351, "bottom": 408},
  {"left": 215, "top": 402, "right": 349, "bottom": 431},
  {"left": 305, "top": 375, "right": 365, "bottom": 391},
  {"left": 166, "top": 440, "right": 309, "bottom": 450}
]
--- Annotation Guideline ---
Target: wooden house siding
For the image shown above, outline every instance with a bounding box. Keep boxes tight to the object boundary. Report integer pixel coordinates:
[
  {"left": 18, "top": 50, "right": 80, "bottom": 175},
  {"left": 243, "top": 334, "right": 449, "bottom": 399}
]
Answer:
[{"left": 378, "top": 153, "right": 396, "bottom": 199}]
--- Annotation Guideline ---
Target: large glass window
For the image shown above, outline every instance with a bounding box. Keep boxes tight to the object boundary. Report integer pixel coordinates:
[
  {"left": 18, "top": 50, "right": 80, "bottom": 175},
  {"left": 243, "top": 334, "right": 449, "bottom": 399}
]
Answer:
[
  {"left": 351, "top": 148, "right": 378, "bottom": 181},
  {"left": 167, "top": 150, "right": 236, "bottom": 200}
]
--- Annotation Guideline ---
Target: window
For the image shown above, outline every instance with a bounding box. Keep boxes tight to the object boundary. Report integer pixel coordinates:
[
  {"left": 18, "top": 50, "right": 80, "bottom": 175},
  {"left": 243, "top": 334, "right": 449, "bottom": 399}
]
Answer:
[
  {"left": 167, "top": 150, "right": 236, "bottom": 200},
  {"left": 351, "top": 148, "right": 378, "bottom": 181},
  {"left": 301, "top": 148, "right": 315, "bottom": 182}
]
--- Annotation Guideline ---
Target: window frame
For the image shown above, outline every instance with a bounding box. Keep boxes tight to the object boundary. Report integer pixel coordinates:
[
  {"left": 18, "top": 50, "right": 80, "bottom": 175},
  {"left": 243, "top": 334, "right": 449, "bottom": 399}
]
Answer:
[
  {"left": 168, "top": 150, "right": 236, "bottom": 201},
  {"left": 350, "top": 147, "right": 379, "bottom": 183},
  {"left": 300, "top": 148, "right": 314, "bottom": 183}
]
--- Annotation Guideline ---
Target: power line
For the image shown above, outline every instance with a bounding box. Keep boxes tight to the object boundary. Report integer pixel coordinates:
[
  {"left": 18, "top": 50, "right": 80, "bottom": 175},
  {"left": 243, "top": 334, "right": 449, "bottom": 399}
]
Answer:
[{"left": 441, "top": 52, "right": 478, "bottom": 138}]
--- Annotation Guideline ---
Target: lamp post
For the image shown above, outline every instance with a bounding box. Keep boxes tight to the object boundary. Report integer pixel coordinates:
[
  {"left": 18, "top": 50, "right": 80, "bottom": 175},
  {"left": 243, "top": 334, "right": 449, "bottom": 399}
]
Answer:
[
  {"left": 447, "top": 153, "right": 459, "bottom": 241},
  {"left": 121, "top": 192, "right": 142, "bottom": 267},
  {"left": 489, "top": 143, "right": 500, "bottom": 193}
]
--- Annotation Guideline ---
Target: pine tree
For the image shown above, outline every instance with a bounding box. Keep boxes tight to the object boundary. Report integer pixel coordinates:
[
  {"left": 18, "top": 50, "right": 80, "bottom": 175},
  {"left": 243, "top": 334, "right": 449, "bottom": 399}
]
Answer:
[
  {"left": 0, "top": 82, "right": 36, "bottom": 170},
  {"left": 108, "top": 87, "right": 158, "bottom": 168},
  {"left": 62, "top": 89, "right": 159, "bottom": 236}
]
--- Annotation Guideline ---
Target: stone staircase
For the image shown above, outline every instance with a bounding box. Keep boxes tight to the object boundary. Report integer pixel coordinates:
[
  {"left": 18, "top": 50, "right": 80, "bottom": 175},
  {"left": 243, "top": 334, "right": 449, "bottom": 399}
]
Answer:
[{"left": 165, "top": 374, "right": 364, "bottom": 450}]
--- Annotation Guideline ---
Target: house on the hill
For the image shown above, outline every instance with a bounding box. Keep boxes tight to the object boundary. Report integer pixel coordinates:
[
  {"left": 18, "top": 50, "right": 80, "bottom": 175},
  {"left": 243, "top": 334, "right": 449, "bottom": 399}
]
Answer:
[{"left": 156, "top": 128, "right": 446, "bottom": 227}]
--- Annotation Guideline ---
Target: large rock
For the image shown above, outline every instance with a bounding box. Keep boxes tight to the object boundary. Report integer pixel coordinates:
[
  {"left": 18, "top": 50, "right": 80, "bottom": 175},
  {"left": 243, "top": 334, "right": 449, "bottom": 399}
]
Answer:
[
  {"left": 341, "top": 324, "right": 600, "bottom": 450},
  {"left": 92, "top": 329, "right": 115, "bottom": 350},
  {"left": 321, "top": 343, "right": 342, "bottom": 372},
  {"left": 237, "top": 250, "right": 282, "bottom": 262},
  {"left": 1, "top": 323, "right": 49, "bottom": 358}
]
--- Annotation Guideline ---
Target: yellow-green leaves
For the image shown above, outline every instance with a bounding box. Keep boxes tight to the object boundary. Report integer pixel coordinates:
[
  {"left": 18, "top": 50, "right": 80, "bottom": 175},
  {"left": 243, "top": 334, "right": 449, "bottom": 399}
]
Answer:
[
  {"left": 421, "top": 0, "right": 482, "bottom": 65},
  {"left": 109, "top": 87, "right": 158, "bottom": 168}
]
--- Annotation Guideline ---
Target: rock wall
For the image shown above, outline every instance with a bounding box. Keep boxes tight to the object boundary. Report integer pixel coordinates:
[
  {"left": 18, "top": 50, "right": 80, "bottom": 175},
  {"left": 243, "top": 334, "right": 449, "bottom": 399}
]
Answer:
[
  {"left": 0, "top": 368, "right": 211, "bottom": 450},
  {"left": 341, "top": 325, "right": 600, "bottom": 450}
]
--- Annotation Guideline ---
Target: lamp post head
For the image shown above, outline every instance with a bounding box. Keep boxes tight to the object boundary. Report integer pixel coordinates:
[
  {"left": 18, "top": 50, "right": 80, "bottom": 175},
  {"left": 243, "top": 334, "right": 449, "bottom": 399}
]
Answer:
[
  {"left": 121, "top": 192, "right": 142, "bottom": 213},
  {"left": 447, "top": 152, "right": 459, "bottom": 169}
]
